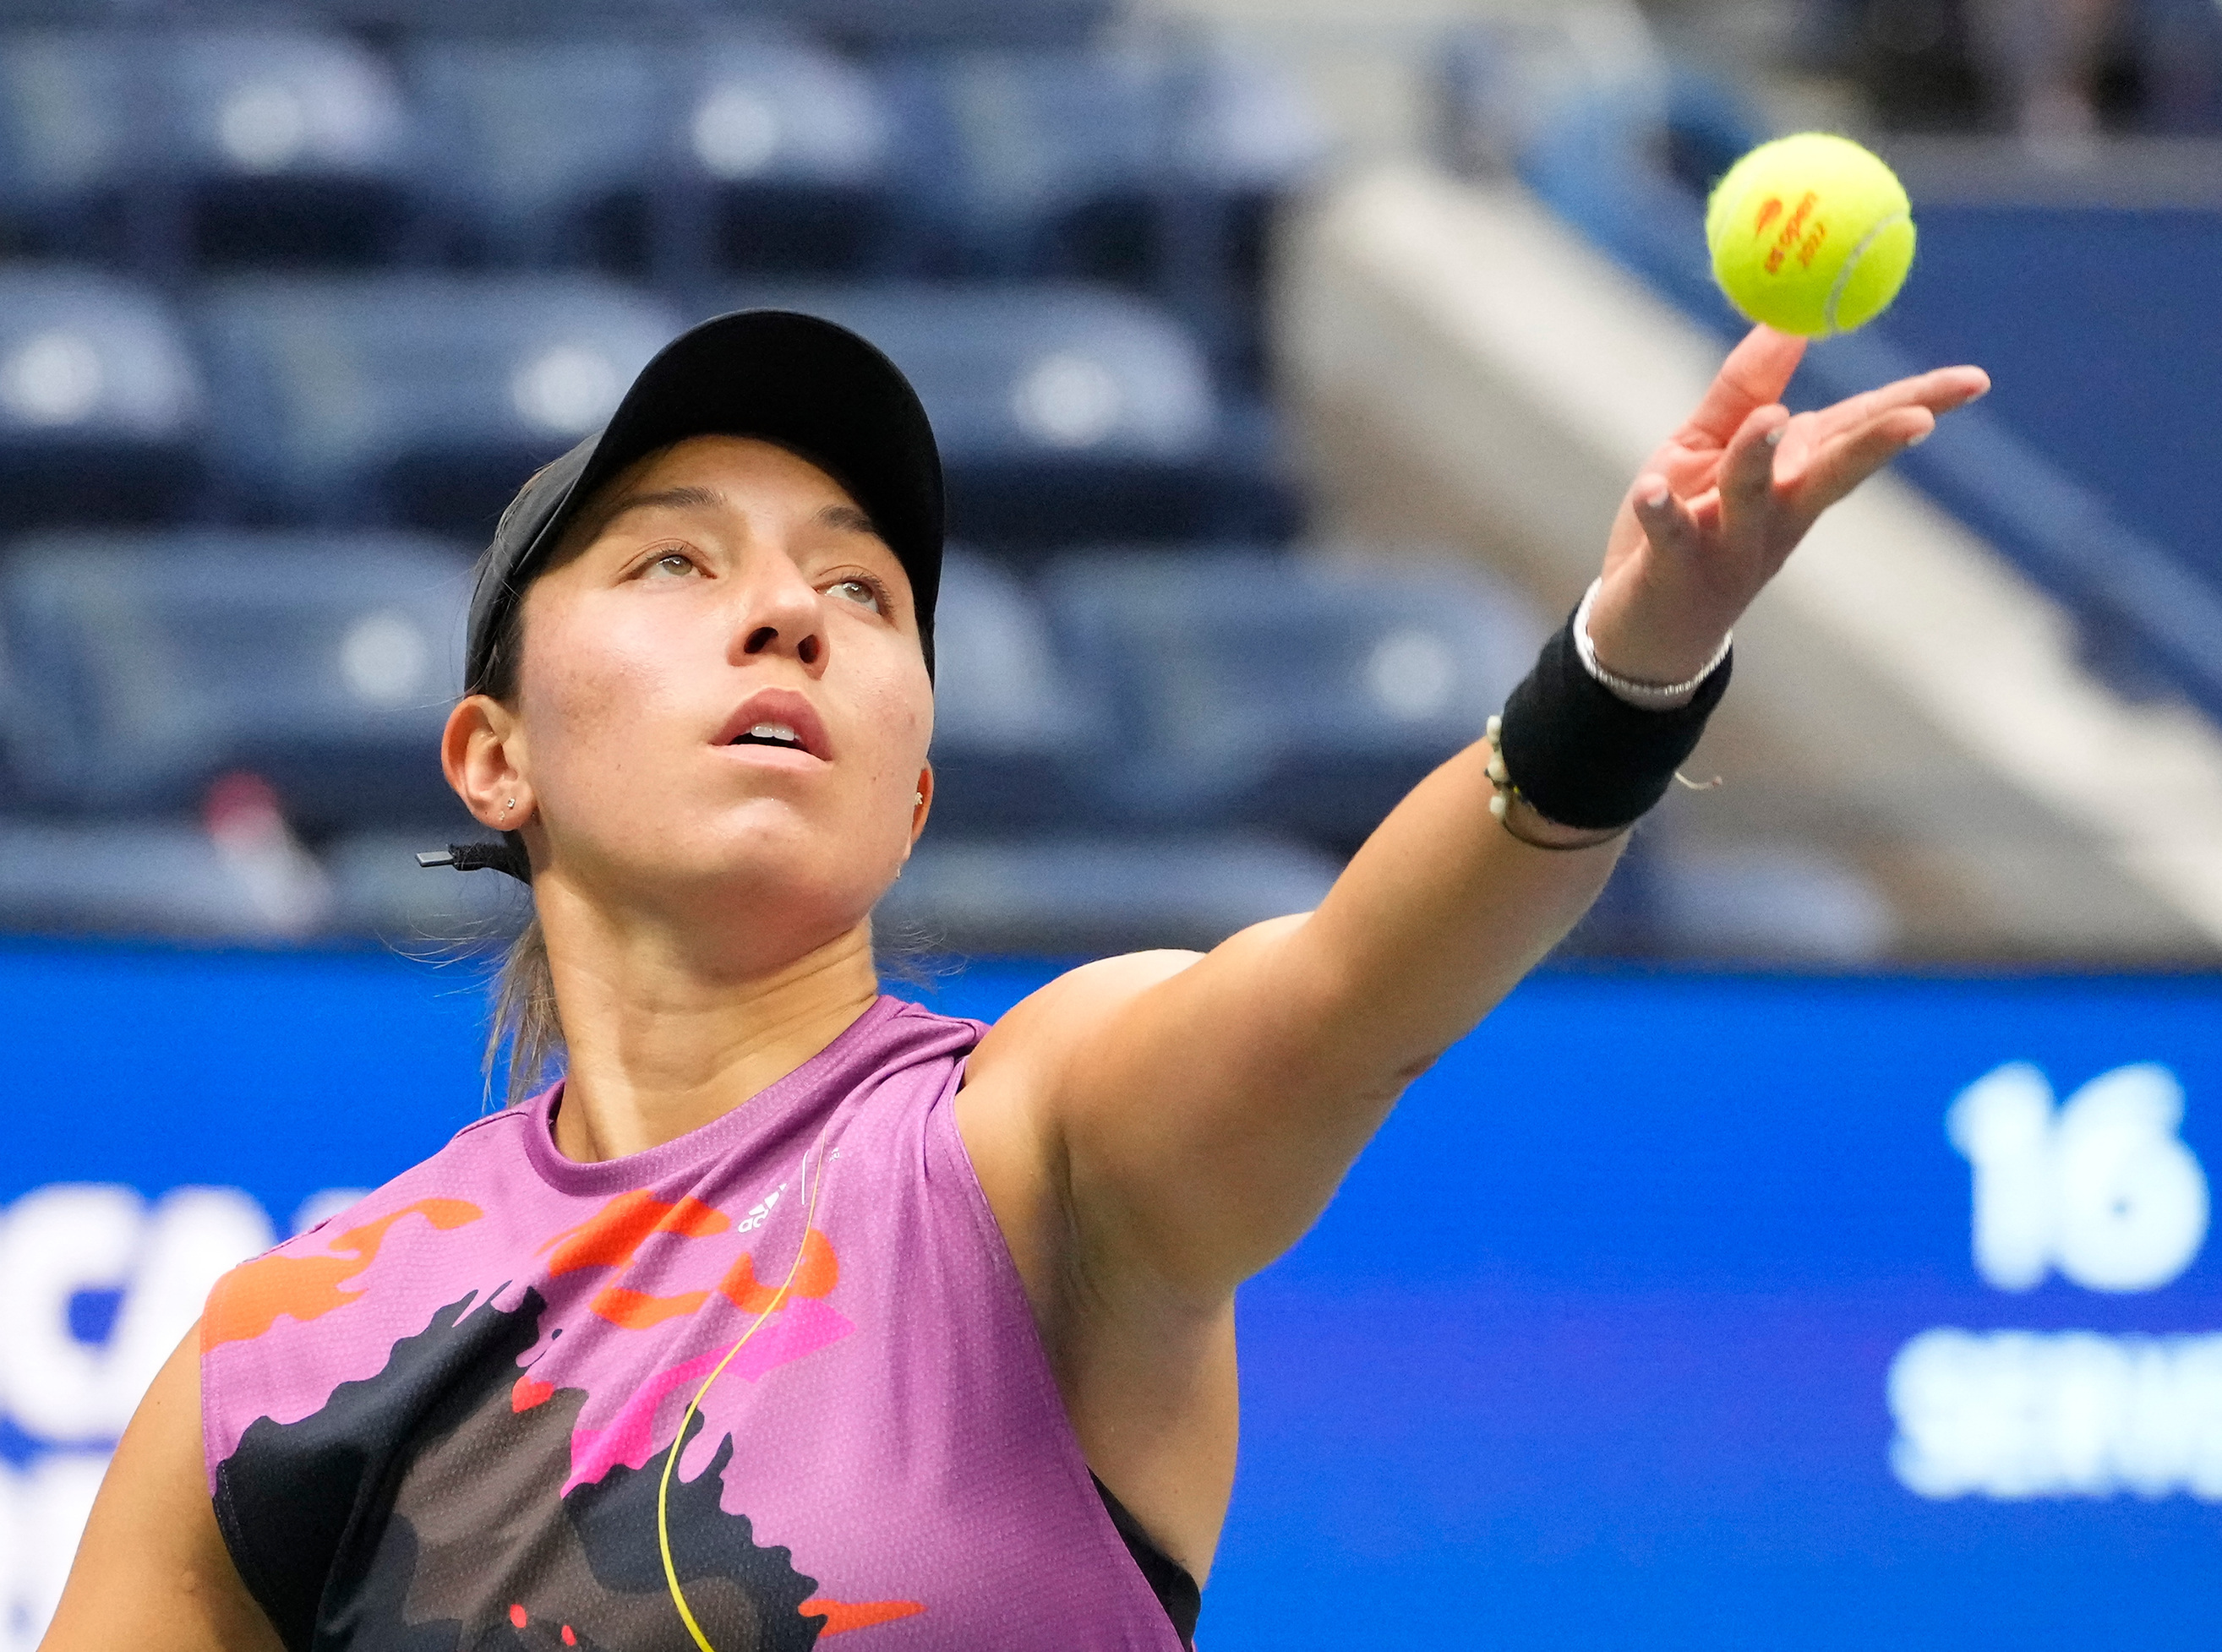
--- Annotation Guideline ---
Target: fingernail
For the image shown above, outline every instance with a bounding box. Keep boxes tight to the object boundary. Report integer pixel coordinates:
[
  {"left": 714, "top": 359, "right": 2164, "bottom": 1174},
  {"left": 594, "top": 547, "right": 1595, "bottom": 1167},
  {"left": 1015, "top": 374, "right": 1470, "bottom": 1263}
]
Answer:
[
  {"left": 1644, "top": 487, "right": 1670, "bottom": 509},
  {"left": 1908, "top": 428, "right": 1932, "bottom": 447},
  {"left": 1764, "top": 426, "right": 1785, "bottom": 448}
]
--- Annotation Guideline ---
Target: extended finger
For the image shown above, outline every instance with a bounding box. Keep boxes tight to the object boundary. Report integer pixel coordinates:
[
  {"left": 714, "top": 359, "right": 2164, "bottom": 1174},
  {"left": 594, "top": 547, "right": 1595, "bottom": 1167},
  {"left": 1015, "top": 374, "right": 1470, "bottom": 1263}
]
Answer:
[
  {"left": 1806, "top": 364, "right": 1990, "bottom": 444},
  {"left": 1718, "top": 402, "right": 1789, "bottom": 526},
  {"left": 1678, "top": 326, "right": 1809, "bottom": 449},
  {"left": 1787, "top": 405, "right": 1933, "bottom": 520},
  {"left": 1630, "top": 472, "right": 1705, "bottom": 559}
]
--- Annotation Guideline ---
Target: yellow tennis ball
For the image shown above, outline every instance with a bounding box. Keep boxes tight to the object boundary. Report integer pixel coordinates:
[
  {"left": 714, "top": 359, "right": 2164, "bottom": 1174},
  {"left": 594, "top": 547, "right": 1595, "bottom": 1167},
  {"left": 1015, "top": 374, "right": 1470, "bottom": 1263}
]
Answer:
[{"left": 1706, "top": 133, "right": 1915, "bottom": 337}]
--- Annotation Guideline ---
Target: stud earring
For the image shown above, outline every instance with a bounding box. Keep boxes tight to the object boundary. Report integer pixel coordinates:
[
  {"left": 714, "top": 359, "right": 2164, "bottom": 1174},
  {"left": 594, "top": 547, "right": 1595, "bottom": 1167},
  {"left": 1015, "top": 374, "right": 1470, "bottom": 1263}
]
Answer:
[
  {"left": 503, "top": 798, "right": 515, "bottom": 815},
  {"left": 914, "top": 791, "right": 924, "bottom": 806}
]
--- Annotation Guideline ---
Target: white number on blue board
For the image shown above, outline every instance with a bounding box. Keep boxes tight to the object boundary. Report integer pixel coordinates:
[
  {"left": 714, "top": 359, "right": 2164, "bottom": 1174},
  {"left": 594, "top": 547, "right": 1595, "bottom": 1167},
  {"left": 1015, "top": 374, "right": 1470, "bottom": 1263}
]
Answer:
[
  {"left": 1948, "top": 1062, "right": 2209, "bottom": 1293},
  {"left": 1892, "top": 1063, "right": 2220, "bottom": 1504}
]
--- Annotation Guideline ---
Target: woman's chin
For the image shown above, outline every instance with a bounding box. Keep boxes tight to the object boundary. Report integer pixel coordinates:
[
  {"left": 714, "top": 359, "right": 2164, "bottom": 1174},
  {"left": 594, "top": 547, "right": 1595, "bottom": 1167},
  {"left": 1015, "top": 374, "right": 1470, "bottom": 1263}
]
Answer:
[
  {"left": 652, "top": 845, "right": 892, "bottom": 931},
  {"left": 534, "top": 808, "right": 902, "bottom": 939}
]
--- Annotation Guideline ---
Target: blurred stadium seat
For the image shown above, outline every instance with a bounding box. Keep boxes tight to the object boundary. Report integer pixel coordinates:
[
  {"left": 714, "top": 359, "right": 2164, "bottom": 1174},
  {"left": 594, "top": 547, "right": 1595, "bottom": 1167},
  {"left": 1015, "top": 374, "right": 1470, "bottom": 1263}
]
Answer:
[
  {"left": 1043, "top": 549, "right": 1545, "bottom": 846},
  {"left": 881, "top": 46, "right": 1324, "bottom": 380},
  {"left": 231, "top": 0, "right": 1102, "bottom": 44},
  {"left": 721, "top": 281, "right": 1298, "bottom": 548},
  {"left": 406, "top": 33, "right": 895, "bottom": 281},
  {"left": 792, "top": 0, "right": 1116, "bottom": 51},
  {"left": 401, "top": 37, "right": 680, "bottom": 272},
  {"left": 876, "top": 831, "right": 1341, "bottom": 956},
  {"left": 1650, "top": 841, "right": 1897, "bottom": 962},
  {"left": 304, "top": 0, "right": 710, "bottom": 31},
  {"left": 924, "top": 548, "right": 1109, "bottom": 834},
  {"left": 0, "top": 265, "right": 205, "bottom": 528},
  {"left": 0, "top": 32, "right": 143, "bottom": 256},
  {"left": 0, "top": 28, "right": 417, "bottom": 270},
  {"left": 0, "top": 530, "right": 469, "bottom": 832},
  {"left": 669, "top": 35, "right": 899, "bottom": 277},
  {"left": 194, "top": 272, "right": 678, "bottom": 531},
  {"left": 156, "top": 30, "right": 418, "bottom": 267}
]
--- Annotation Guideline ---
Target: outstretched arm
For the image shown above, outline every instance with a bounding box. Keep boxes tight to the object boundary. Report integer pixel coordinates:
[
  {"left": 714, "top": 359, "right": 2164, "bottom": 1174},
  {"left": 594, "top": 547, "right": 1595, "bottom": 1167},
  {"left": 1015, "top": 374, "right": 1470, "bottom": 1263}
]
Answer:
[{"left": 965, "top": 326, "right": 1989, "bottom": 1303}]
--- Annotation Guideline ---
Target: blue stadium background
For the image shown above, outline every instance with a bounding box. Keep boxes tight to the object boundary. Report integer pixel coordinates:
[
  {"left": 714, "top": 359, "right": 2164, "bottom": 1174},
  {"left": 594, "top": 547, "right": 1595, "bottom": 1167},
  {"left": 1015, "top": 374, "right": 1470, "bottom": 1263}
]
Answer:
[{"left": 5, "top": 945, "right": 2221, "bottom": 1646}]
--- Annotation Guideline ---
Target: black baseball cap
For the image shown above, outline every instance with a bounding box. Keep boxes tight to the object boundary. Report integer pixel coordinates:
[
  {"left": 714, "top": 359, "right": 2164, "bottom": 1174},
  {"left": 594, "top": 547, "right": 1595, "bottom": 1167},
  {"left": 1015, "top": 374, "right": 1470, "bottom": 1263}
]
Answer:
[{"left": 464, "top": 308, "right": 945, "bottom": 697}]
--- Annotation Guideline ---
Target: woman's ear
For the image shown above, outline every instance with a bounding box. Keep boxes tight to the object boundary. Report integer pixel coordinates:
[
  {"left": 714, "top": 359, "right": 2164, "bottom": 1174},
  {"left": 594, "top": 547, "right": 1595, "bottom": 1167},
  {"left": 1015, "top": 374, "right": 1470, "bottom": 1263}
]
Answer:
[
  {"left": 442, "top": 695, "right": 532, "bottom": 831},
  {"left": 909, "top": 764, "right": 934, "bottom": 846}
]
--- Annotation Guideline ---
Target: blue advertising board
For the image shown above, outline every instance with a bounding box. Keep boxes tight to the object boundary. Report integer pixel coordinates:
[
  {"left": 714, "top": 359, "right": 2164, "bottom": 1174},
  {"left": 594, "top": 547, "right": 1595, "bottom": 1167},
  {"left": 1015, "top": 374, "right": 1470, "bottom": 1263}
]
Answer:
[{"left": 1, "top": 943, "right": 2218, "bottom": 1648}]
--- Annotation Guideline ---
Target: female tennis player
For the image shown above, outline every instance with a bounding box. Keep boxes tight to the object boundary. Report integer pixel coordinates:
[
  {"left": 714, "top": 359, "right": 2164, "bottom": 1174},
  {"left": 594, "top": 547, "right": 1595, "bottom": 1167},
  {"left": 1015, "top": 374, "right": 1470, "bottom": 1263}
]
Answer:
[{"left": 46, "top": 311, "right": 1985, "bottom": 1652}]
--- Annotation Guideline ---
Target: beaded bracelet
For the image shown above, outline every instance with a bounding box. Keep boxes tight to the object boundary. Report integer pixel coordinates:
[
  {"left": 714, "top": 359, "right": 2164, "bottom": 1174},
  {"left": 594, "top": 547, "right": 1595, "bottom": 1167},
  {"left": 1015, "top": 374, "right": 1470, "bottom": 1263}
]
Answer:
[{"left": 1483, "top": 717, "right": 1627, "bottom": 852}]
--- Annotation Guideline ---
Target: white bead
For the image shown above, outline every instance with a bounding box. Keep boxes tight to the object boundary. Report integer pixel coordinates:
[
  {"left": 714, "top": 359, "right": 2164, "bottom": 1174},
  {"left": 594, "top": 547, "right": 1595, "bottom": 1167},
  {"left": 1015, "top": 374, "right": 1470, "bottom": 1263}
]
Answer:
[{"left": 1489, "top": 793, "right": 1509, "bottom": 820}]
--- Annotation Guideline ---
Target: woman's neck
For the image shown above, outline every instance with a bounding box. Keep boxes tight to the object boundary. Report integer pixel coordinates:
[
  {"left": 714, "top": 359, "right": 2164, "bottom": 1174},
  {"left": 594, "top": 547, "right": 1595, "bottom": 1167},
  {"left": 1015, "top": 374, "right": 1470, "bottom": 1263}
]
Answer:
[{"left": 537, "top": 896, "right": 882, "bottom": 1164}]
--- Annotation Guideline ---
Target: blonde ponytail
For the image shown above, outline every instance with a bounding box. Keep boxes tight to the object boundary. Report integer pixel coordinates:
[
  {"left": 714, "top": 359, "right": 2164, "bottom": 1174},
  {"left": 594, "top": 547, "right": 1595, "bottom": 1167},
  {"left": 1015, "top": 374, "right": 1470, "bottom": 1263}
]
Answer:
[{"left": 486, "top": 913, "right": 565, "bottom": 1109}]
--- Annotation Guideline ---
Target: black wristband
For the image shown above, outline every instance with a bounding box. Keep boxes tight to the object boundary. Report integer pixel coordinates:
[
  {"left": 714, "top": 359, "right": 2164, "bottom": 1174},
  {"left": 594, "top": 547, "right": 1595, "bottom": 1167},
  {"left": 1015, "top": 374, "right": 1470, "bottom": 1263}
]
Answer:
[{"left": 1495, "top": 612, "right": 1732, "bottom": 831}]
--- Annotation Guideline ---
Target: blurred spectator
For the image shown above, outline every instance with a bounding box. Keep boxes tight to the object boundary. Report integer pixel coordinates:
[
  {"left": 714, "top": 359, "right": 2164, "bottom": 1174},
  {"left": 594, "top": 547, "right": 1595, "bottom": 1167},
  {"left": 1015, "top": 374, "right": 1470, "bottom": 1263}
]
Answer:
[
  {"left": 1823, "top": 0, "right": 2222, "bottom": 136},
  {"left": 1968, "top": 0, "right": 2122, "bottom": 144},
  {"left": 201, "top": 771, "right": 332, "bottom": 939}
]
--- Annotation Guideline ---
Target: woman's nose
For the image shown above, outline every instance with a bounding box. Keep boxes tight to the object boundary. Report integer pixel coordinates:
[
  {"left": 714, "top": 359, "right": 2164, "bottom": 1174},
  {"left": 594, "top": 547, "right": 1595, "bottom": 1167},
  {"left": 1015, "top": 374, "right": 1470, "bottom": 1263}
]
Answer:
[{"left": 733, "top": 565, "right": 827, "bottom": 670}]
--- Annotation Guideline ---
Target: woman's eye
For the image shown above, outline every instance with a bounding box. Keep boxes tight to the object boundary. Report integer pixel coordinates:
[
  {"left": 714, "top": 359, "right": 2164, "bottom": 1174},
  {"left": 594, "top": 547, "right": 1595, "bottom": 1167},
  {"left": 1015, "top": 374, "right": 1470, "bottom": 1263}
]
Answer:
[
  {"left": 827, "top": 578, "right": 884, "bottom": 613},
  {"left": 646, "top": 553, "right": 697, "bottom": 578}
]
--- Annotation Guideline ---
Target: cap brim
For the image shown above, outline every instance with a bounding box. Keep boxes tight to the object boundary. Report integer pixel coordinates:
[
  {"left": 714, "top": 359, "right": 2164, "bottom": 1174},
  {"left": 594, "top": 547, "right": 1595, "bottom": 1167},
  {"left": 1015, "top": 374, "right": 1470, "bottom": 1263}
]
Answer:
[{"left": 467, "top": 308, "right": 943, "bottom": 690}]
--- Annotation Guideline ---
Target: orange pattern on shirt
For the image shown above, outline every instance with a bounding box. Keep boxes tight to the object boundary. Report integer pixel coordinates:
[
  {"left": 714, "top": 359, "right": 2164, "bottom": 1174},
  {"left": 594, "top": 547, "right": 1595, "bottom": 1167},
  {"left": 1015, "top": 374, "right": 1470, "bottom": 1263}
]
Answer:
[
  {"left": 803, "top": 1599, "right": 927, "bottom": 1635},
  {"left": 588, "top": 1285, "right": 712, "bottom": 1329},
  {"left": 203, "top": 1199, "right": 483, "bottom": 1348},
  {"left": 719, "top": 1227, "right": 839, "bottom": 1313},
  {"left": 538, "top": 1191, "right": 730, "bottom": 1275}
]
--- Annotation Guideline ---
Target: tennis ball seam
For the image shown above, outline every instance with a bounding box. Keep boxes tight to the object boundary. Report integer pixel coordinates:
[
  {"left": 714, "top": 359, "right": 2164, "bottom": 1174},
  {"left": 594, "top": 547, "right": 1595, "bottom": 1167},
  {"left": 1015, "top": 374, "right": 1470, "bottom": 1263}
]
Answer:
[{"left": 1822, "top": 208, "right": 1910, "bottom": 336}]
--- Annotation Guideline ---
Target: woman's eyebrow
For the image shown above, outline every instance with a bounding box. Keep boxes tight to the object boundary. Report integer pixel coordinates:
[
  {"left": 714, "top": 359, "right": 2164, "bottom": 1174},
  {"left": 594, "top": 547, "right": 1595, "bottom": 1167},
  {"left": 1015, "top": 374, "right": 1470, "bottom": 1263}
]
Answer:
[
  {"left": 581, "top": 488, "right": 880, "bottom": 545},
  {"left": 592, "top": 484, "right": 726, "bottom": 532}
]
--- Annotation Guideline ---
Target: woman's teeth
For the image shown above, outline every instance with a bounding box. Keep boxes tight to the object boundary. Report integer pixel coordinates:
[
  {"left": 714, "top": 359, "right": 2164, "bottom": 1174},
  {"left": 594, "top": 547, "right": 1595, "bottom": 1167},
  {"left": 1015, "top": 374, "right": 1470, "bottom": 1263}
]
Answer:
[{"left": 737, "top": 722, "right": 801, "bottom": 748}]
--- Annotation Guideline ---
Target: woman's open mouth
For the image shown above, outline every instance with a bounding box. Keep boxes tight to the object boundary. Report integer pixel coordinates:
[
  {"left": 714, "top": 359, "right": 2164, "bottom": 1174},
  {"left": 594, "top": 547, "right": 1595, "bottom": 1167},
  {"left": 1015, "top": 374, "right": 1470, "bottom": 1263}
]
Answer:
[{"left": 715, "top": 690, "right": 831, "bottom": 761}]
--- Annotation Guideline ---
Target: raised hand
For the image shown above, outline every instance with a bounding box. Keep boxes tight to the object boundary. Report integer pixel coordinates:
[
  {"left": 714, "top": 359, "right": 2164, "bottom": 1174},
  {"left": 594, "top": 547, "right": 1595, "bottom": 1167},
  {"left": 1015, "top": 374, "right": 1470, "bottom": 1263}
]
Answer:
[{"left": 1586, "top": 325, "right": 1991, "bottom": 686}]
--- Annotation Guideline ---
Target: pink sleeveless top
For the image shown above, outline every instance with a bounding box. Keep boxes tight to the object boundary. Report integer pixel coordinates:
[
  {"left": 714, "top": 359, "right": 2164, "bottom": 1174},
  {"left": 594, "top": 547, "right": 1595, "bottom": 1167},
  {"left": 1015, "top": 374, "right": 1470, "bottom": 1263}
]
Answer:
[{"left": 199, "top": 996, "right": 1186, "bottom": 1652}]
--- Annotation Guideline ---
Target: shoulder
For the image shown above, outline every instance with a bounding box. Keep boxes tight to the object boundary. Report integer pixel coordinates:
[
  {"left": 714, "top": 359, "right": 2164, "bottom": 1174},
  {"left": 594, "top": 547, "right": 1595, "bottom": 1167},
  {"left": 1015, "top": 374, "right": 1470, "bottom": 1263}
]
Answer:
[
  {"left": 877, "top": 993, "right": 992, "bottom": 1046},
  {"left": 972, "top": 951, "right": 1205, "bottom": 1083},
  {"left": 199, "top": 1107, "right": 546, "bottom": 1469},
  {"left": 813, "top": 995, "right": 989, "bottom": 1109},
  {"left": 956, "top": 951, "right": 1204, "bottom": 1162}
]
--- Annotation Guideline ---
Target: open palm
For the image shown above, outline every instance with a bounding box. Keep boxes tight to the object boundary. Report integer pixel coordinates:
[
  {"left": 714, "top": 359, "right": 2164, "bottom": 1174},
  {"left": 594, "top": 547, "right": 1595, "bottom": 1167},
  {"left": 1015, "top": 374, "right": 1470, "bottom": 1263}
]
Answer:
[{"left": 1586, "top": 325, "right": 1991, "bottom": 685}]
